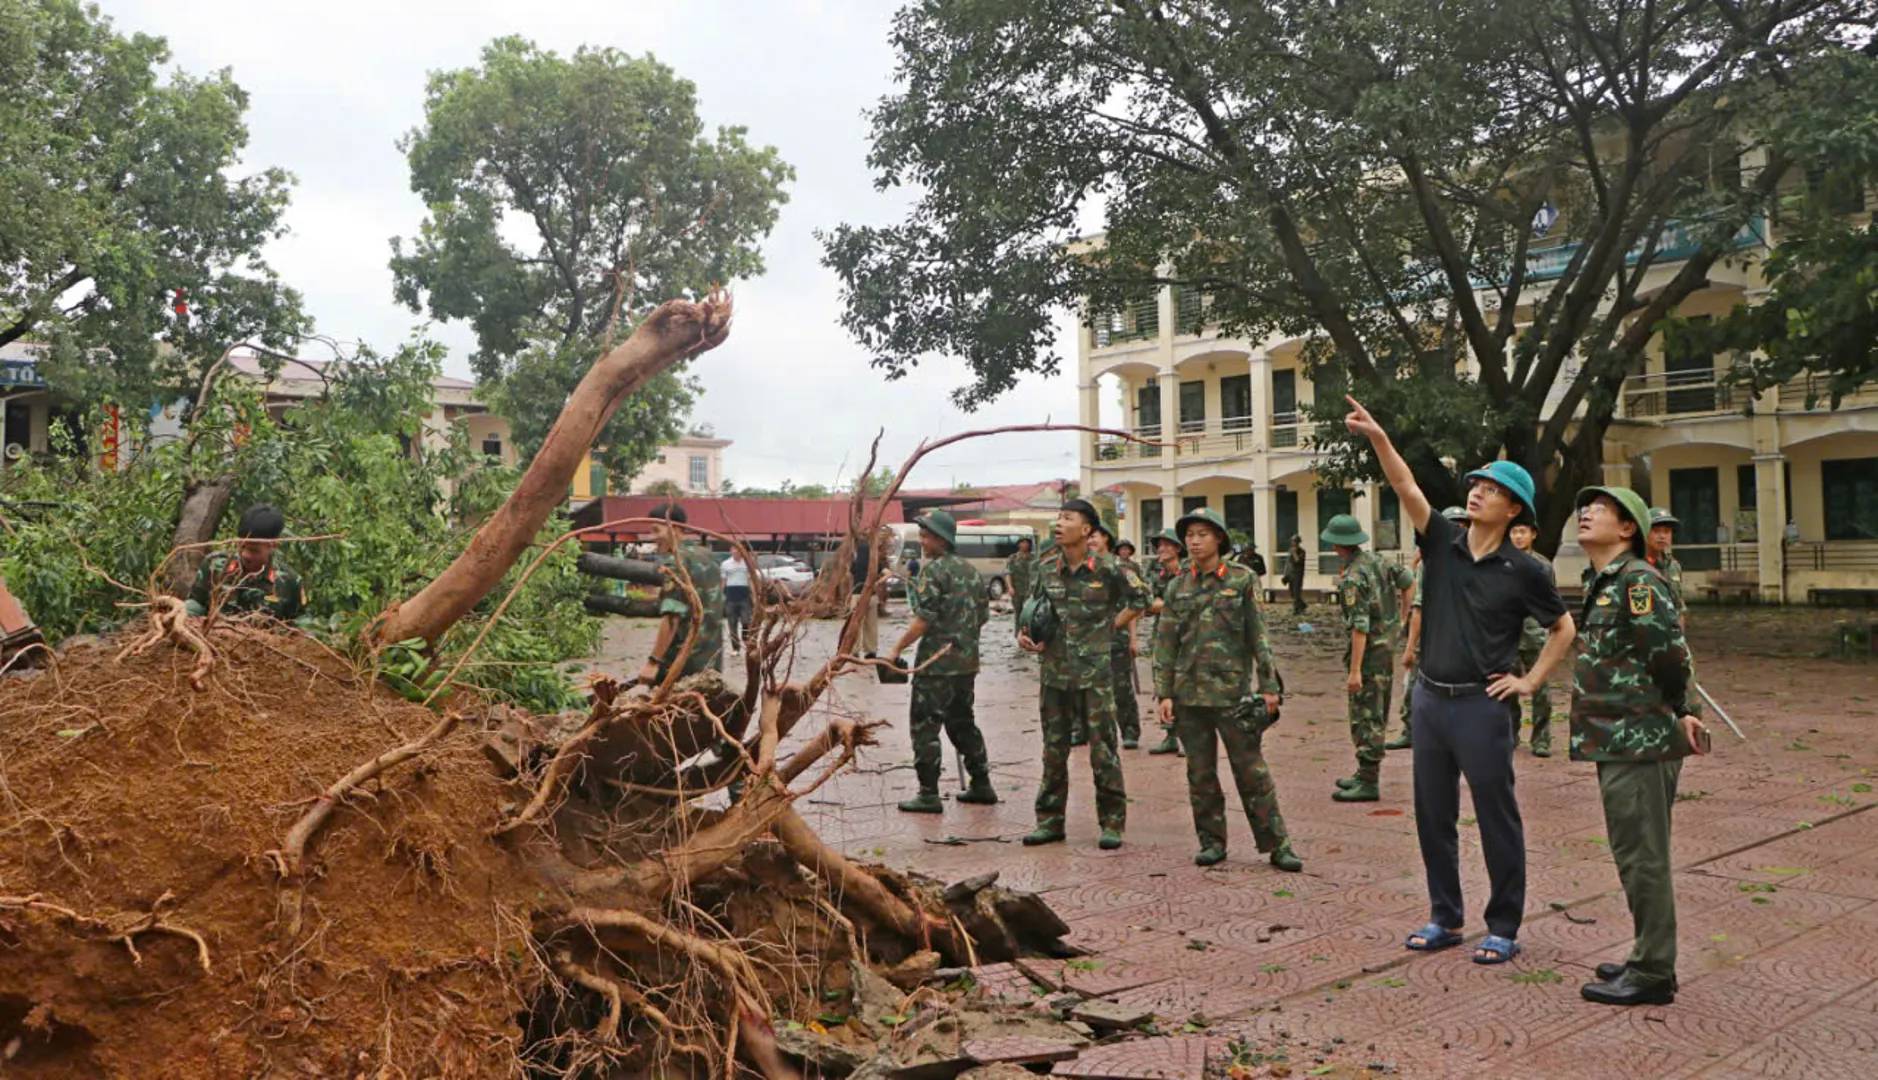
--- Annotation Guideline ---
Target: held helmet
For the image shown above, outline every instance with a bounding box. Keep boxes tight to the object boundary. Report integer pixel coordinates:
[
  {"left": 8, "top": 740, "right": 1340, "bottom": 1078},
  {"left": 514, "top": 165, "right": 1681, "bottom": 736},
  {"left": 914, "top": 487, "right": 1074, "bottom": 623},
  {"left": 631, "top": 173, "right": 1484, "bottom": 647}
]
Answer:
[{"left": 1019, "top": 594, "right": 1059, "bottom": 646}]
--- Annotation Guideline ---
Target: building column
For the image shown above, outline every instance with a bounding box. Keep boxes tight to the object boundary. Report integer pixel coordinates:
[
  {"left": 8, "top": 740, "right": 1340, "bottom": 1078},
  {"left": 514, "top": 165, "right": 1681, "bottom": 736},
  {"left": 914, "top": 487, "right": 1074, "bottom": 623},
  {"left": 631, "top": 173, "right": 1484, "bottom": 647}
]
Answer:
[
  {"left": 1253, "top": 483, "right": 1278, "bottom": 587},
  {"left": 1078, "top": 378, "right": 1099, "bottom": 501},
  {"left": 1754, "top": 451, "right": 1788, "bottom": 604},
  {"left": 1252, "top": 353, "right": 1274, "bottom": 449}
]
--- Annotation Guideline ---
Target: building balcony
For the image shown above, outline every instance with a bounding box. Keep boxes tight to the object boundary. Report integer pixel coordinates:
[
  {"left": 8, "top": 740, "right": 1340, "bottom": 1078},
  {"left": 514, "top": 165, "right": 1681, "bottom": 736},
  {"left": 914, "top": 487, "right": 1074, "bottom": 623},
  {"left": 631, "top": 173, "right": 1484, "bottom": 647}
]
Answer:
[
  {"left": 1618, "top": 370, "right": 1745, "bottom": 420},
  {"left": 1269, "top": 409, "right": 1316, "bottom": 450},
  {"left": 1525, "top": 213, "right": 1766, "bottom": 284},
  {"left": 1776, "top": 373, "right": 1878, "bottom": 413}
]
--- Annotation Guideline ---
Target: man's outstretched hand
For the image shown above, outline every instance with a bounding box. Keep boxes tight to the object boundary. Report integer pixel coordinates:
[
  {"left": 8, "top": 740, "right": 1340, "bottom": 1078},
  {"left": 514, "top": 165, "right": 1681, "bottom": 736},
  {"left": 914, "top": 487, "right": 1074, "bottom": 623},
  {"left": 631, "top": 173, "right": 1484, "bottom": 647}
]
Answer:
[{"left": 1344, "top": 395, "right": 1384, "bottom": 441}]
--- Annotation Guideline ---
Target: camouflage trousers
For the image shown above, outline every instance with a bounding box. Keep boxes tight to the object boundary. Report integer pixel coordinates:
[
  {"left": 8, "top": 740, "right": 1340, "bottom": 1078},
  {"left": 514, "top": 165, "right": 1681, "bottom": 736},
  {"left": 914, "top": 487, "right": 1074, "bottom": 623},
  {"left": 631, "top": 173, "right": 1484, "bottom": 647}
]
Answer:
[
  {"left": 1514, "top": 642, "right": 1553, "bottom": 751},
  {"left": 1175, "top": 703, "right": 1289, "bottom": 853},
  {"left": 1347, "top": 652, "right": 1394, "bottom": 783},
  {"left": 1037, "top": 683, "right": 1128, "bottom": 833},
  {"left": 909, "top": 674, "right": 991, "bottom": 794},
  {"left": 1111, "top": 639, "right": 1140, "bottom": 743}
]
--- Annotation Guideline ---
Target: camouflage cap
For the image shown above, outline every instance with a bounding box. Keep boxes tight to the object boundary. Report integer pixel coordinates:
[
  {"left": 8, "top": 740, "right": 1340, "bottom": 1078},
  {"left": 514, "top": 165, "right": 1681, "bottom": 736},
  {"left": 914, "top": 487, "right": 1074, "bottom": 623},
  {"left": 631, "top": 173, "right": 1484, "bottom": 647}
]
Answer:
[
  {"left": 914, "top": 509, "right": 958, "bottom": 547},
  {"left": 1152, "top": 528, "right": 1185, "bottom": 553},
  {"left": 1440, "top": 505, "right": 1469, "bottom": 523},
  {"left": 1648, "top": 507, "right": 1680, "bottom": 530},
  {"left": 1577, "top": 486, "right": 1652, "bottom": 556}
]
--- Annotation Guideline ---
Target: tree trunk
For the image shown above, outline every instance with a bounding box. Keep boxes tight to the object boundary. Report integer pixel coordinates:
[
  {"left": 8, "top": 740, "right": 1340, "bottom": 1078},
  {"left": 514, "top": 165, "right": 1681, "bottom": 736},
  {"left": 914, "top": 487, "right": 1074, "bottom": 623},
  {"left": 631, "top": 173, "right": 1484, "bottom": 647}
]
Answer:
[
  {"left": 375, "top": 294, "right": 732, "bottom": 648},
  {"left": 576, "top": 552, "right": 667, "bottom": 587},
  {"left": 582, "top": 594, "right": 661, "bottom": 619},
  {"left": 165, "top": 475, "right": 239, "bottom": 597}
]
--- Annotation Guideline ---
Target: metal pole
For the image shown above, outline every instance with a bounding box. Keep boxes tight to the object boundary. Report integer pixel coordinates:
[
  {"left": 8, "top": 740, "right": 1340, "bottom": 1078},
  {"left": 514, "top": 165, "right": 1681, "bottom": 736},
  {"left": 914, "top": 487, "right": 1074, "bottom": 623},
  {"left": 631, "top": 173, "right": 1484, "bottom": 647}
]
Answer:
[{"left": 1694, "top": 682, "right": 1746, "bottom": 740}]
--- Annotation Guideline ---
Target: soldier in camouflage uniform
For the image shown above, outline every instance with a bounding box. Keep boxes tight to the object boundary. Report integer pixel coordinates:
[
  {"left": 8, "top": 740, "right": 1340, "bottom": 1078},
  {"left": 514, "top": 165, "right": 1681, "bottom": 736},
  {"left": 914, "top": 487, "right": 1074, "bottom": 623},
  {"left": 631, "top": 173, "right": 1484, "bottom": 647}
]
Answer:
[
  {"left": 1509, "top": 522, "right": 1557, "bottom": 756},
  {"left": 1088, "top": 528, "right": 1146, "bottom": 748},
  {"left": 185, "top": 504, "right": 307, "bottom": 621},
  {"left": 1004, "top": 537, "right": 1039, "bottom": 631},
  {"left": 886, "top": 511, "right": 996, "bottom": 813},
  {"left": 1645, "top": 509, "right": 1686, "bottom": 624},
  {"left": 1324, "top": 514, "right": 1396, "bottom": 803},
  {"left": 1154, "top": 508, "right": 1302, "bottom": 871},
  {"left": 1145, "top": 529, "right": 1188, "bottom": 756},
  {"left": 1571, "top": 486, "right": 1708, "bottom": 1007},
  {"left": 1017, "top": 499, "right": 1146, "bottom": 849},
  {"left": 635, "top": 504, "right": 726, "bottom": 685}
]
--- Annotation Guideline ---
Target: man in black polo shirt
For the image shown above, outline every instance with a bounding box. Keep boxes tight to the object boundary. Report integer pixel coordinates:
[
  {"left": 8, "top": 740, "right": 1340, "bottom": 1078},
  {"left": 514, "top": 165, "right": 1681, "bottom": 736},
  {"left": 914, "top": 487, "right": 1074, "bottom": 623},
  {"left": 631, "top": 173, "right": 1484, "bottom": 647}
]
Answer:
[{"left": 1344, "top": 397, "right": 1575, "bottom": 966}]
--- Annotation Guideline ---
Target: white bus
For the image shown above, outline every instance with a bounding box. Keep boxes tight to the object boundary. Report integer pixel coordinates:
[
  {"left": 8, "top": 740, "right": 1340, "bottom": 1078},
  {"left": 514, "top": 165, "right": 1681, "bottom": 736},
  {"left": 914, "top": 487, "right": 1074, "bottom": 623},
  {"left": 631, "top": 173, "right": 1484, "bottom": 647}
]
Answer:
[{"left": 886, "top": 521, "right": 1038, "bottom": 599}]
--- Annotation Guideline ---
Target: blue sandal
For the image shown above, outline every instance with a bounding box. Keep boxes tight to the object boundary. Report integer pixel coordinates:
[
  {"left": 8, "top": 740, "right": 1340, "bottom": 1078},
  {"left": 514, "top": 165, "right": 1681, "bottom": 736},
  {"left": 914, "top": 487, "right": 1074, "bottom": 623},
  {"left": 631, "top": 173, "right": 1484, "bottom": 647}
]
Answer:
[
  {"left": 1405, "top": 922, "right": 1464, "bottom": 951},
  {"left": 1473, "top": 935, "right": 1521, "bottom": 964}
]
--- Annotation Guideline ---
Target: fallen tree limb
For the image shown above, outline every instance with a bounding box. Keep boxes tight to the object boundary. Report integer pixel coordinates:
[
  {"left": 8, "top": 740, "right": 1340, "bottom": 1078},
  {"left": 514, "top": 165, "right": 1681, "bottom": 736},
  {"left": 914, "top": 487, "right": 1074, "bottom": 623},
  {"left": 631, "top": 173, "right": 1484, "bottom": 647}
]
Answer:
[
  {"left": 376, "top": 290, "right": 732, "bottom": 649},
  {"left": 575, "top": 553, "right": 667, "bottom": 587},
  {"left": 582, "top": 593, "right": 661, "bottom": 619}
]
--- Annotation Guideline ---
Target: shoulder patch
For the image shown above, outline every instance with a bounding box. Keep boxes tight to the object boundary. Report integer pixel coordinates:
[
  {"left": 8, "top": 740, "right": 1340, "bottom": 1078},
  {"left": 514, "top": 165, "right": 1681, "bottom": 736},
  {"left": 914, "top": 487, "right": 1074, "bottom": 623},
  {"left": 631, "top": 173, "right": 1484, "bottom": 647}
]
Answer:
[{"left": 1627, "top": 581, "right": 1654, "bottom": 616}]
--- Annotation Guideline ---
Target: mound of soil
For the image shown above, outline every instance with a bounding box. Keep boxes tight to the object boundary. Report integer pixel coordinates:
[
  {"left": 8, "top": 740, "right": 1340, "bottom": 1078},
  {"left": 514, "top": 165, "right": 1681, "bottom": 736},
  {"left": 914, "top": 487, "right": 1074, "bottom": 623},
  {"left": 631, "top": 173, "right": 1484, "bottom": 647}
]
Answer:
[{"left": 0, "top": 632, "right": 540, "bottom": 1078}]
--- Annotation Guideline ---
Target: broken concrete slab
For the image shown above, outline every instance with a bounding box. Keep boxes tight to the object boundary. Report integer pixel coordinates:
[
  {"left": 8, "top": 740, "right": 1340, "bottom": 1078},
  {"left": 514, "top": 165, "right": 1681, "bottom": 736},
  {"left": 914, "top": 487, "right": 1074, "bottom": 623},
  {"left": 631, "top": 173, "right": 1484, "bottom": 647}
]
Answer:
[
  {"left": 1050, "top": 1035, "right": 1213, "bottom": 1080},
  {"left": 1067, "top": 999, "right": 1155, "bottom": 1031},
  {"left": 962, "top": 1036, "right": 1082, "bottom": 1067}
]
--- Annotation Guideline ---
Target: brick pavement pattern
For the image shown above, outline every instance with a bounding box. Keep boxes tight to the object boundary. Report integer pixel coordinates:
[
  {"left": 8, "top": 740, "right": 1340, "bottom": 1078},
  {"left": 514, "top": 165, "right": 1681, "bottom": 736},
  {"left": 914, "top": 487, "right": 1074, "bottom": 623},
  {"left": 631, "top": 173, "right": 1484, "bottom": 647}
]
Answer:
[{"left": 601, "top": 606, "right": 1878, "bottom": 1079}]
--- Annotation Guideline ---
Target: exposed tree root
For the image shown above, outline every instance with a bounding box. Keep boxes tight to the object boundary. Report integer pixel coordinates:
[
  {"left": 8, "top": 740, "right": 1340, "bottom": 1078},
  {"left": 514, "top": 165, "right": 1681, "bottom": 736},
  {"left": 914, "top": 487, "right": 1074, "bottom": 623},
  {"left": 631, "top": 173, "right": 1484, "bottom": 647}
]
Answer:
[
  {"left": 117, "top": 597, "right": 215, "bottom": 690},
  {"left": 268, "top": 710, "right": 463, "bottom": 882},
  {"left": 1, "top": 890, "right": 213, "bottom": 972}
]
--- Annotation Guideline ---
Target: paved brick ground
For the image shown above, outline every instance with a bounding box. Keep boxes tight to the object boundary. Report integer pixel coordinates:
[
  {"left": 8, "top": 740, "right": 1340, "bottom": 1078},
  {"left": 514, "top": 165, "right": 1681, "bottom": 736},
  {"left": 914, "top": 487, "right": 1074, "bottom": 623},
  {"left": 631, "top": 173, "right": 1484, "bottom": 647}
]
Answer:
[{"left": 603, "top": 603, "right": 1878, "bottom": 1078}]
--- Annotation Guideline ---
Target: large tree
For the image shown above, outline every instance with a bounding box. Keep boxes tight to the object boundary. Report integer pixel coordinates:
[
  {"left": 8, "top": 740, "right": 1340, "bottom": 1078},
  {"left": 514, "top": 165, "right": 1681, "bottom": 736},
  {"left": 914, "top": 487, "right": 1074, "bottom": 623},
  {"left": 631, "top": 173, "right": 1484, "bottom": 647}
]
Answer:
[
  {"left": 0, "top": 0, "right": 305, "bottom": 402},
  {"left": 824, "top": 0, "right": 1873, "bottom": 550},
  {"left": 391, "top": 36, "right": 793, "bottom": 481}
]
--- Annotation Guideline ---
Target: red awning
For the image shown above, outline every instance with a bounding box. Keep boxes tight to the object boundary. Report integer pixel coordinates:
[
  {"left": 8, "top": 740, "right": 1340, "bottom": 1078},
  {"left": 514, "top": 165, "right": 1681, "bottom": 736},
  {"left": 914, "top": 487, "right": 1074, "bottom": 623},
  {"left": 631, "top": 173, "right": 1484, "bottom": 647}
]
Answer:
[{"left": 570, "top": 496, "right": 904, "bottom": 541}]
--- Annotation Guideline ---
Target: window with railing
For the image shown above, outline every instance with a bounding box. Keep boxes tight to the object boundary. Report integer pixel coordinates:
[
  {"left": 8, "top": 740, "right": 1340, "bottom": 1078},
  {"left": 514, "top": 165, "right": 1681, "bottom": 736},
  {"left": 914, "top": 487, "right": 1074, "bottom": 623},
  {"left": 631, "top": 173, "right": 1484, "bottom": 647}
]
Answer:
[
  {"left": 1178, "top": 381, "right": 1206, "bottom": 434},
  {"left": 1093, "top": 294, "right": 1160, "bottom": 347},
  {"left": 1175, "top": 286, "right": 1208, "bottom": 335},
  {"left": 1823, "top": 457, "right": 1878, "bottom": 542},
  {"left": 1221, "top": 375, "right": 1252, "bottom": 432}
]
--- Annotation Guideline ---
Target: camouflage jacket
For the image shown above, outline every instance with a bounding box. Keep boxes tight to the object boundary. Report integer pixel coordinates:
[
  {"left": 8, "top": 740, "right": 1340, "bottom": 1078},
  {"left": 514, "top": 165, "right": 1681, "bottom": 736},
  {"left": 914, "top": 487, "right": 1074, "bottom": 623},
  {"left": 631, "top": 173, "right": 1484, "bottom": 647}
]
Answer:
[
  {"left": 1005, "top": 551, "right": 1040, "bottom": 604},
  {"left": 1335, "top": 551, "right": 1397, "bottom": 672},
  {"left": 1648, "top": 552, "right": 1685, "bottom": 608},
  {"left": 1152, "top": 560, "right": 1281, "bottom": 706},
  {"left": 1381, "top": 559, "right": 1415, "bottom": 640},
  {"left": 1569, "top": 552, "right": 1701, "bottom": 763},
  {"left": 1030, "top": 548, "right": 1147, "bottom": 690},
  {"left": 1520, "top": 550, "right": 1556, "bottom": 650},
  {"left": 655, "top": 541, "right": 725, "bottom": 677},
  {"left": 909, "top": 551, "right": 988, "bottom": 676},
  {"left": 184, "top": 553, "right": 305, "bottom": 621}
]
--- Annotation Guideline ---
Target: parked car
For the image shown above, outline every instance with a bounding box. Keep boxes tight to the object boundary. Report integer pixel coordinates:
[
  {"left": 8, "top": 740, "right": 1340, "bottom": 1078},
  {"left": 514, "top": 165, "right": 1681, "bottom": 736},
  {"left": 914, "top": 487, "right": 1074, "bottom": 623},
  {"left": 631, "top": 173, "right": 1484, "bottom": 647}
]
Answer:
[{"left": 753, "top": 553, "right": 816, "bottom": 597}]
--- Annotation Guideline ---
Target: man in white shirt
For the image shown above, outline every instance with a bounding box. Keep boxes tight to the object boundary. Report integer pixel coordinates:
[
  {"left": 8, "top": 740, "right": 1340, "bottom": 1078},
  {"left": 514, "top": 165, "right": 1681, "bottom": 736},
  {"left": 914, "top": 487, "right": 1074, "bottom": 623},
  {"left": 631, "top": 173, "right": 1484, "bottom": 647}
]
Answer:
[{"left": 723, "top": 553, "right": 753, "bottom": 654}]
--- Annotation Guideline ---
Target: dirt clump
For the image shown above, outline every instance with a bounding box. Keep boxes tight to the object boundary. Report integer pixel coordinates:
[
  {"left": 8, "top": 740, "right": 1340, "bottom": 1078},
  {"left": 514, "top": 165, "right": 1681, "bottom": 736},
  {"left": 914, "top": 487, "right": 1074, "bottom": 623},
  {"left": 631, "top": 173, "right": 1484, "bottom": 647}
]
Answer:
[{"left": 0, "top": 632, "right": 540, "bottom": 1078}]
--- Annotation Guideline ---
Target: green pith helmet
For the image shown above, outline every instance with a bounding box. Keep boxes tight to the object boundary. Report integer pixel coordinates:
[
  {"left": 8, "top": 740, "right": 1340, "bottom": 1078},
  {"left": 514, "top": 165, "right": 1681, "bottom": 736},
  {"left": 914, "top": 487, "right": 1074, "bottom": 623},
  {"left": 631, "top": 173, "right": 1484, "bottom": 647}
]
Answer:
[
  {"left": 1153, "top": 528, "right": 1185, "bottom": 554},
  {"left": 1577, "top": 486, "right": 1653, "bottom": 557},
  {"left": 1319, "top": 513, "right": 1369, "bottom": 548},
  {"left": 1175, "top": 506, "right": 1231, "bottom": 546},
  {"left": 1648, "top": 507, "right": 1680, "bottom": 531},
  {"left": 1019, "top": 594, "right": 1059, "bottom": 645},
  {"left": 1441, "top": 506, "right": 1469, "bottom": 523},
  {"left": 914, "top": 509, "right": 957, "bottom": 547}
]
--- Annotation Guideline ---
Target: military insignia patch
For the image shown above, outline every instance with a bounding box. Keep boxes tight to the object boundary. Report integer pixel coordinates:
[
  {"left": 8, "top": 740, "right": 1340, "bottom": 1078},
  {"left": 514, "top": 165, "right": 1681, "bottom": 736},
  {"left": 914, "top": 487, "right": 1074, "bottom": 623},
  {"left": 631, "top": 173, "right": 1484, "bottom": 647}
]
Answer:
[{"left": 1627, "top": 582, "right": 1653, "bottom": 616}]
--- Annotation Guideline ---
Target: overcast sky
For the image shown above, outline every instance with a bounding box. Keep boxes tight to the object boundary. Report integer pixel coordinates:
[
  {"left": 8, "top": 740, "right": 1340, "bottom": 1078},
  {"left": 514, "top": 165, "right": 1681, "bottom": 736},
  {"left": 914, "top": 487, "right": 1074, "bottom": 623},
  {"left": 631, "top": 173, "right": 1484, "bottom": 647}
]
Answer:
[{"left": 101, "top": 0, "right": 1087, "bottom": 491}]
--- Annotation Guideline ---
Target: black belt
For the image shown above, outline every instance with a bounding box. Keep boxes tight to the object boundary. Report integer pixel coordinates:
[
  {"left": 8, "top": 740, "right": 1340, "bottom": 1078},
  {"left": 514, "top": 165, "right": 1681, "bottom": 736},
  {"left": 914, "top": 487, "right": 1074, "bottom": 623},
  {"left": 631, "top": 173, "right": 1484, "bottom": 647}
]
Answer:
[{"left": 1418, "top": 673, "right": 1491, "bottom": 699}]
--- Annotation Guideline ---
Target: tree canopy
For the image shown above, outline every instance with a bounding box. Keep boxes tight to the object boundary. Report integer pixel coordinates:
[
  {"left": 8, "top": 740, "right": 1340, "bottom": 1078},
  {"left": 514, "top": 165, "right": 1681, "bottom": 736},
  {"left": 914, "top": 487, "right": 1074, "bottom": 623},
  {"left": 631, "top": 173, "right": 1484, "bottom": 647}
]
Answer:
[
  {"left": 1674, "top": 44, "right": 1878, "bottom": 407},
  {"left": 0, "top": 0, "right": 306, "bottom": 403},
  {"left": 391, "top": 36, "right": 793, "bottom": 481},
  {"left": 824, "top": 0, "right": 1875, "bottom": 549}
]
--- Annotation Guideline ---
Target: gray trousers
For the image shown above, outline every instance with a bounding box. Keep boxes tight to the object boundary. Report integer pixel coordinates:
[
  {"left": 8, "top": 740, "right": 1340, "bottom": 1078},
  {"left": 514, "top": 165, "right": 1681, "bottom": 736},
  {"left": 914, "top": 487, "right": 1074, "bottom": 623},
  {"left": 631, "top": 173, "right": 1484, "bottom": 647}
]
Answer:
[
  {"left": 1411, "top": 681, "right": 1526, "bottom": 939},
  {"left": 1600, "top": 758, "right": 1683, "bottom": 987}
]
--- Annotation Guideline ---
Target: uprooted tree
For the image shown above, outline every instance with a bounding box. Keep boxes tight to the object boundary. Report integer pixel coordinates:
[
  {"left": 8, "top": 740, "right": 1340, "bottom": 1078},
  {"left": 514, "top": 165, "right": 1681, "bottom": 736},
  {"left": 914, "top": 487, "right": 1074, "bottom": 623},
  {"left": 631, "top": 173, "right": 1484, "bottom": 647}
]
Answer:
[
  {"left": 0, "top": 292, "right": 1084, "bottom": 1079},
  {"left": 822, "top": 0, "right": 1876, "bottom": 553}
]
